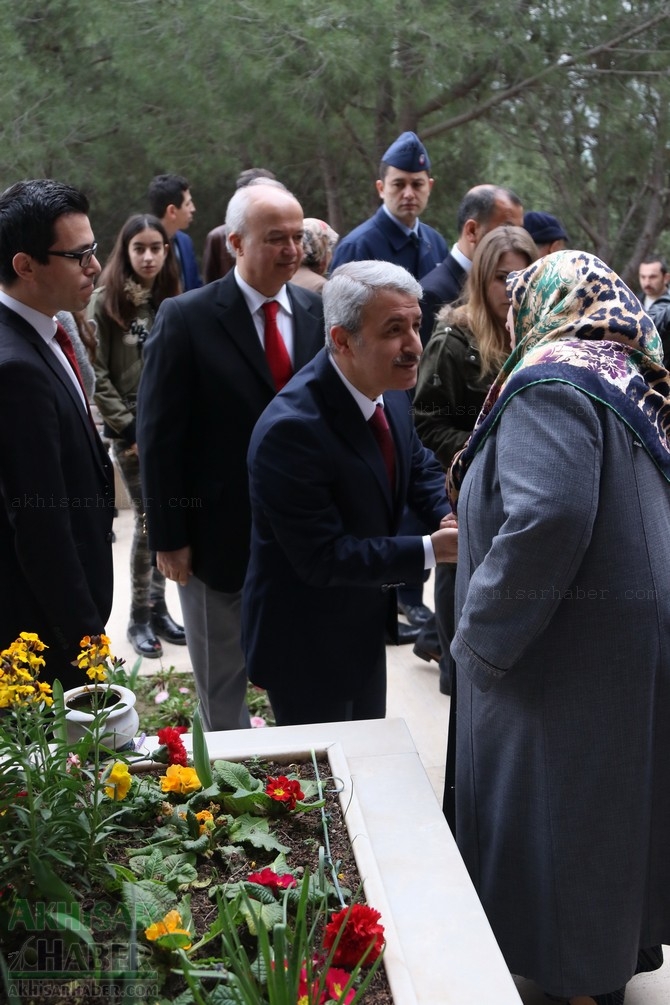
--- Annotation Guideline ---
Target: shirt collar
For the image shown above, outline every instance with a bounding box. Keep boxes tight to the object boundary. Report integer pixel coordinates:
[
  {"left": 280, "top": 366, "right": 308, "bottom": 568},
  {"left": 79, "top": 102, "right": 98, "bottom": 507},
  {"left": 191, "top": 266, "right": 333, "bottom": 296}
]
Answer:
[
  {"left": 0, "top": 289, "right": 57, "bottom": 342},
  {"left": 381, "top": 203, "right": 420, "bottom": 237},
  {"left": 328, "top": 353, "right": 383, "bottom": 421},
  {"left": 234, "top": 268, "right": 293, "bottom": 316},
  {"left": 450, "top": 243, "right": 472, "bottom": 272}
]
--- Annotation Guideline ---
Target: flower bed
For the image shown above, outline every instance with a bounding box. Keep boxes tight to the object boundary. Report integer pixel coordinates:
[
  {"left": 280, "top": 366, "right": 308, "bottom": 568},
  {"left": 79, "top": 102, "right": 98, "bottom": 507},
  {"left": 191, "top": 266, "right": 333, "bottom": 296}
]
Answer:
[{"left": 0, "top": 633, "right": 391, "bottom": 1004}]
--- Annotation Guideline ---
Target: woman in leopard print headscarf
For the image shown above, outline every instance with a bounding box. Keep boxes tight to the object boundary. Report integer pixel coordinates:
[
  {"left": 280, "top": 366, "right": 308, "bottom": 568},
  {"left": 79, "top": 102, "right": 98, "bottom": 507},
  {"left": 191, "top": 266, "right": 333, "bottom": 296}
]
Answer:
[{"left": 446, "top": 251, "right": 670, "bottom": 1005}]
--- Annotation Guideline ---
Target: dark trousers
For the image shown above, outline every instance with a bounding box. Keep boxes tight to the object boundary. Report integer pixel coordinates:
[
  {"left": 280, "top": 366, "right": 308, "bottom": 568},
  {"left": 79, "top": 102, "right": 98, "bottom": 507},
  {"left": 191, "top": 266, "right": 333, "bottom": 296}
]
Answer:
[{"left": 267, "top": 655, "right": 386, "bottom": 726}]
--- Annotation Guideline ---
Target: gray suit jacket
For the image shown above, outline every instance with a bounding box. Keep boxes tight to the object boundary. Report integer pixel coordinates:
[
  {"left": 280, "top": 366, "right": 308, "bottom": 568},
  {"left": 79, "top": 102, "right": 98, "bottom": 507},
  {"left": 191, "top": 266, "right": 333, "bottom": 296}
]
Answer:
[{"left": 452, "top": 381, "right": 670, "bottom": 994}]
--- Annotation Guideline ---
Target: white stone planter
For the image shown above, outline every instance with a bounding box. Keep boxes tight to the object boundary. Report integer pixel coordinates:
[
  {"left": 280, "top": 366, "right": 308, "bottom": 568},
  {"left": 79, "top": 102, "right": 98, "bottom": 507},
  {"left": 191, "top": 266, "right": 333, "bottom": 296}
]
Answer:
[
  {"left": 62, "top": 683, "right": 140, "bottom": 751},
  {"left": 142, "top": 717, "right": 521, "bottom": 1004}
]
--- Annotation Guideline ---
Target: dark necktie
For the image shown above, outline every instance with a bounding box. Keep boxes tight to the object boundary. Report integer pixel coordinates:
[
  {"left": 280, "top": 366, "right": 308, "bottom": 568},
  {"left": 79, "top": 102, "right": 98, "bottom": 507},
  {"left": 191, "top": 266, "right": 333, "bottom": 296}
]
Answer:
[
  {"left": 54, "top": 323, "right": 94, "bottom": 425},
  {"left": 262, "top": 300, "right": 293, "bottom": 391},
  {"left": 368, "top": 403, "right": 396, "bottom": 488}
]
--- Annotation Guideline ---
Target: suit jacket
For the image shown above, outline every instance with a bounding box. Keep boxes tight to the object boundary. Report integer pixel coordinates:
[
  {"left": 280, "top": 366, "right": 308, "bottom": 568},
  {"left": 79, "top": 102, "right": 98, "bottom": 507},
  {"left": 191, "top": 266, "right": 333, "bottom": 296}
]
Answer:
[
  {"left": 242, "top": 348, "right": 450, "bottom": 696},
  {"left": 0, "top": 304, "right": 114, "bottom": 688},
  {"left": 419, "top": 251, "right": 467, "bottom": 346},
  {"left": 136, "top": 271, "right": 324, "bottom": 592},
  {"left": 173, "top": 230, "right": 202, "bottom": 291},
  {"left": 330, "top": 207, "right": 447, "bottom": 280}
]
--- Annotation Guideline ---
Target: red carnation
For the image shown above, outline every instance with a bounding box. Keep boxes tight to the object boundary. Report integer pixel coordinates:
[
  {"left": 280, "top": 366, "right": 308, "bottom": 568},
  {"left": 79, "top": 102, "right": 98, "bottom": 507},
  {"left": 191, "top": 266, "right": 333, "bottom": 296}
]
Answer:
[
  {"left": 323, "top": 904, "right": 384, "bottom": 969},
  {"left": 265, "top": 775, "right": 304, "bottom": 811},
  {"left": 247, "top": 867, "right": 297, "bottom": 892},
  {"left": 156, "top": 725, "right": 188, "bottom": 766}
]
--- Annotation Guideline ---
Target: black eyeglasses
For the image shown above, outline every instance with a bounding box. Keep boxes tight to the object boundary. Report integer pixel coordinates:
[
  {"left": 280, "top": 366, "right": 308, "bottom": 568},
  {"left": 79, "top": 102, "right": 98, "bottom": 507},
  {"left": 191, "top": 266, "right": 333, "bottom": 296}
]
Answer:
[{"left": 45, "top": 242, "right": 98, "bottom": 268}]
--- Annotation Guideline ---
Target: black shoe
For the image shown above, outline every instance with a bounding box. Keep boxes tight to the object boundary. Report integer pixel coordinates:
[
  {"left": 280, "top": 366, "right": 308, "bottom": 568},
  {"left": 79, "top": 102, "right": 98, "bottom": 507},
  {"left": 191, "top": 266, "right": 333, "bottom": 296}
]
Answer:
[
  {"left": 398, "top": 602, "right": 433, "bottom": 627},
  {"left": 413, "top": 642, "right": 441, "bottom": 664},
  {"left": 127, "top": 623, "right": 163, "bottom": 658},
  {"left": 150, "top": 609, "right": 187, "bottom": 645},
  {"left": 395, "top": 622, "right": 421, "bottom": 645},
  {"left": 439, "top": 671, "right": 452, "bottom": 696}
]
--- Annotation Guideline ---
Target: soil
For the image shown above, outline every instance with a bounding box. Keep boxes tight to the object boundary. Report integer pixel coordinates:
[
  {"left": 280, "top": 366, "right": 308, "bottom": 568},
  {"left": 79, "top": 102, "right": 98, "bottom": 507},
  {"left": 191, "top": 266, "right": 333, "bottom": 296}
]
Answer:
[{"left": 5, "top": 756, "right": 395, "bottom": 1005}]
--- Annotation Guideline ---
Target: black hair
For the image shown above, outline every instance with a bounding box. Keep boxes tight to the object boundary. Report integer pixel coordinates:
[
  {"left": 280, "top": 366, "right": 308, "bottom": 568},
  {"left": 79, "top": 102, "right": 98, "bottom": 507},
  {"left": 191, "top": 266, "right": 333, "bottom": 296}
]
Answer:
[
  {"left": 0, "top": 179, "right": 89, "bottom": 285},
  {"left": 147, "top": 174, "right": 189, "bottom": 218}
]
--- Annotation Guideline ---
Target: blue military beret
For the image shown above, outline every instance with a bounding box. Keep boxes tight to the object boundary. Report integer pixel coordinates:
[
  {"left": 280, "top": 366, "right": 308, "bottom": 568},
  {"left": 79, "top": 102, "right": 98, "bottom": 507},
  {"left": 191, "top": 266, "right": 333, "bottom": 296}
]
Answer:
[
  {"left": 381, "top": 131, "right": 431, "bottom": 173},
  {"left": 523, "top": 211, "right": 568, "bottom": 244}
]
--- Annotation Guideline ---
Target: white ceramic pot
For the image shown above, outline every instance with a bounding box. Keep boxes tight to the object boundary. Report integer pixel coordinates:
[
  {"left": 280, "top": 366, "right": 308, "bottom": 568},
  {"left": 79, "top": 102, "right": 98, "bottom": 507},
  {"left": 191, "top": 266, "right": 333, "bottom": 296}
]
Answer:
[{"left": 62, "top": 683, "right": 140, "bottom": 751}]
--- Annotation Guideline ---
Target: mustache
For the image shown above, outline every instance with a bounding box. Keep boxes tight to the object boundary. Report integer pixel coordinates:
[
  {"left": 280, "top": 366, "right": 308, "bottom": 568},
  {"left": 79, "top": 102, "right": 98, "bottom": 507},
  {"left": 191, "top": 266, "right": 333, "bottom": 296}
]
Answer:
[{"left": 393, "top": 353, "right": 421, "bottom": 365}]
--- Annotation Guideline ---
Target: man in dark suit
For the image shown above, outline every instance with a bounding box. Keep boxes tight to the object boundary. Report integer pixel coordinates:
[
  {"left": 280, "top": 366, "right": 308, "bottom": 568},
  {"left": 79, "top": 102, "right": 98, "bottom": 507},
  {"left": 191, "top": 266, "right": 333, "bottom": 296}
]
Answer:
[
  {"left": 330, "top": 132, "right": 447, "bottom": 280},
  {"left": 0, "top": 179, "right": 114, "bottom": 689},
  {"left": 148, "top": 173, "right": 202, "bottom": 291},
  {"left": 419, "top": 184, "right": 524, "bottom": 345},
  {"left": 137, "top": 183, "right": 324, "bottom": 731},
  {"left": 242, "top": 260, "right": 457, "bottom": 726}
]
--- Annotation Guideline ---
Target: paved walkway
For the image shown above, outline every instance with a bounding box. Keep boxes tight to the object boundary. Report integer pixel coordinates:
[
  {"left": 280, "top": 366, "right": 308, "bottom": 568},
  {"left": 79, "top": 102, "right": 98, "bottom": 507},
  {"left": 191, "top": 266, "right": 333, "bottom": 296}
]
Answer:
[{"left": 107, "top": 506, "right": 670, "bottom": 1004}]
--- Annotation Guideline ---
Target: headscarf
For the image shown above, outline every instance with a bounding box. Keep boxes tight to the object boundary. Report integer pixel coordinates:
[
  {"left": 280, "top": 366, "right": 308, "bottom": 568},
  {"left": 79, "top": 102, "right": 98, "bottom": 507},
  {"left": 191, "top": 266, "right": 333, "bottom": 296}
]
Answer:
[
  {"left": 447, "top": 250, "right": 670, "bottom": 507},
  {"left": 302, "top": 218, "right": 339, "bottom": 271}
]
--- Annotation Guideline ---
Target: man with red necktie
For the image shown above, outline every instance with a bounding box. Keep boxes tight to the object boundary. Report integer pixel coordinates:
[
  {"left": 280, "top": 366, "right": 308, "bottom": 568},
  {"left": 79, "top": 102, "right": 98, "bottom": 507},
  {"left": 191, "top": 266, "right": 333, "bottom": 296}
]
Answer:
[
  {"left": 137, "top": 183, "right": 323, "bottom": 733},
  {"left": 0, "top": 179, "right": 114, "bottom": 689},
  {"left": 243, "top": 260, "right": 457, "bottom": 726}
]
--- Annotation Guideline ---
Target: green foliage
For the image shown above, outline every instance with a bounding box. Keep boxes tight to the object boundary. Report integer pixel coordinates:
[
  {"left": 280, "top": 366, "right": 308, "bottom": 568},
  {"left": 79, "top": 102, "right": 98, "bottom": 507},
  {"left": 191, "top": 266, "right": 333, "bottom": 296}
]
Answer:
[{"left": 0, "top": 0, "right": 666, "bottom": 277}]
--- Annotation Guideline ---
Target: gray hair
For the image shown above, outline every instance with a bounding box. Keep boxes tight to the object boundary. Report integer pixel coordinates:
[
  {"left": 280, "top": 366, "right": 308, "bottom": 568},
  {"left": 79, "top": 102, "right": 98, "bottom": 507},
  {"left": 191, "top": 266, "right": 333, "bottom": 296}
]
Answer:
[
  {"left": 225, "top": 182, "right": 296, "bottom": 256},
  {"left": 323, "top": 260, "right": 422, "bottom": 352}
]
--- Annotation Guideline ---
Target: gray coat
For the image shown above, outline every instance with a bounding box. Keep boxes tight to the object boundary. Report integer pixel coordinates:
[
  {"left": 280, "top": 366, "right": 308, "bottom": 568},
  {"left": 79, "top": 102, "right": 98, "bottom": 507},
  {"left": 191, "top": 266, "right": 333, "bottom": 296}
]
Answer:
[{"left": 451, "top": 381, "right": 670, "bottom": 998}]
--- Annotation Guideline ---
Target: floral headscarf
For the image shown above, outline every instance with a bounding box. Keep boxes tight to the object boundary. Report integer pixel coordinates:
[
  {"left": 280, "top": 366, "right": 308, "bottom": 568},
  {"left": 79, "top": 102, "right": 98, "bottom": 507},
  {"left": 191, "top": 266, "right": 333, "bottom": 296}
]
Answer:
[
  {"left": 447, "top": 250, "right": 670, "bottom": 507},
  {"left": 302, "top": 218, "right": 339, "bottom": 271}
]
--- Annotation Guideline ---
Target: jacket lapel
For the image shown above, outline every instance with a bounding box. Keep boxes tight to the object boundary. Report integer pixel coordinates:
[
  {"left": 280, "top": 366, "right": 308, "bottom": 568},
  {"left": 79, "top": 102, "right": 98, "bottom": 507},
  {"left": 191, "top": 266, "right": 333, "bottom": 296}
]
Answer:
[
  {"left": 3, "top": 308, "right": 110, "bottom": 475},
  {"left": 317, "top": 352, "right": 397, "bottom": 518}
]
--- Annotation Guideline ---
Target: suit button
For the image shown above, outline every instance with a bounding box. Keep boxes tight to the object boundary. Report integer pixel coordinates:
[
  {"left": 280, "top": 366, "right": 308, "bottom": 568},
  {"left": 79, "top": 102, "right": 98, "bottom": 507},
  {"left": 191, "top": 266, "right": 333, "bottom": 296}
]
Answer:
[{"left": 105, "top": 531, "right": 114, "bottom": 543}]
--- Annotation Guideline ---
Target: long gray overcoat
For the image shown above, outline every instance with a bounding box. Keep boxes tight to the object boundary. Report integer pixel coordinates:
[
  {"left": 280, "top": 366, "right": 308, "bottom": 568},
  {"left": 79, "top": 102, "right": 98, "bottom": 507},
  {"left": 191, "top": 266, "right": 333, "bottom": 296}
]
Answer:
[{"left": 451, "top": 380, "right": 670, "bottom": 998}]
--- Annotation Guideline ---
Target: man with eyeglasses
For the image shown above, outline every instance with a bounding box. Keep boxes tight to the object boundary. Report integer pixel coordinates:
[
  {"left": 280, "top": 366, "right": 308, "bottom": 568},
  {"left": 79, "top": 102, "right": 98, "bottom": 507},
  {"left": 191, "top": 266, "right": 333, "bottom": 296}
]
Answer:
[{"left": 0, "top": 178, "right": 114, "bottom": 690}]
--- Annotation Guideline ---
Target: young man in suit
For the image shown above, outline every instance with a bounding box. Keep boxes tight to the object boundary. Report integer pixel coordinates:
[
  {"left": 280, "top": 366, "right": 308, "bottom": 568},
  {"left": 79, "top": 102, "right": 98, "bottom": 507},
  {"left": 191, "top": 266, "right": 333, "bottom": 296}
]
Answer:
[
  {"left": 0, "top": 179, "right": 114, "bottom": 689},
  {"left": 137, "top": 183, "right": 324, "bottom": 732},
  {"left": 243, "top": 260, "right": 457, "bottom": 726},
  {"left": 148, "top": 173, "right": 202, "bottom": 291}
]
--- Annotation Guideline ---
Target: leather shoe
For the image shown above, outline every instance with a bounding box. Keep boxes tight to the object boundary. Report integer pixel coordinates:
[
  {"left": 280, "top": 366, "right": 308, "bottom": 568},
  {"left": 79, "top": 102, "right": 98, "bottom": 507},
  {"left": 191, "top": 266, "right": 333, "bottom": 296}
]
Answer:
[
  {"left": 395, "top": 622, "right": 421, "bottom": 645},
  {"left": 127, "top": 623, "right": 163, "bottom": 658},
  {"left": 398, "top": 602, "right": 433, "bottom": 627},
  {"left": 150, "top": 609, "right": 187, "bottom": 645},
  {"left": 413, "top": 642, "right": 441, "bottom": 664}
]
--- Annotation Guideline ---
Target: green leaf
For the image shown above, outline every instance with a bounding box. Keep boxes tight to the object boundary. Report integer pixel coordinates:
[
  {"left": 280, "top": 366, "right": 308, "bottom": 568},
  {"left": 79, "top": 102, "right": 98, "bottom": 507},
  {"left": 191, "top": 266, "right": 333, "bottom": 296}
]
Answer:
[
  {"left": 28, "top": 851, "right": 76, "bottom": 903},
  {"left": 121, "top": 879, "right": 176, "bottom": 928},
  {"left": 229, "top": 815, "right": 290, "bottom": 853},
  {"left": 191, "top": 707, "right": 213, "bottom": 788},
  {"left": 212, "top": 759, "right": 262, "bottom": 793},
  {"left": 239, "top": 896, "right": 284, "bottom": 936}
]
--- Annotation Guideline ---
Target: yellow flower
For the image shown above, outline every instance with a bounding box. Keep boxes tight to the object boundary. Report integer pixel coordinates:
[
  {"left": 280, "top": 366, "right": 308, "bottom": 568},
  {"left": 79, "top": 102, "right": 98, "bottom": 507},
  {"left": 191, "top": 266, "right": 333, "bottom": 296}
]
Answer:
[
  {"left": 159, "top": 764, "right": 202, "bottom": 796},
  {"left": 104, "top": 761, "right": 132, "bottom": 800},
  {"left": 86, "top": 664, "right": 108, "bottom": 683},
  {"left": 144, "top": 910, "right": 192, "bottom": 949},
  {"left": 76, "top": 634, "right": 113, "bottom": 682},
  {"left": 0, "top": 633, "right": 52, "bottom": 707},
  {"left": 195, "top": 809, "right": 214, "bottom": 834}
]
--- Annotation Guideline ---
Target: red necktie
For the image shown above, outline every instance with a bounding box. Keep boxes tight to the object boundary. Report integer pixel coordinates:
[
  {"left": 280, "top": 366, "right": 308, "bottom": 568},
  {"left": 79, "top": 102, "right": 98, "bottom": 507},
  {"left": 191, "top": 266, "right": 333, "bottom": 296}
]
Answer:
[
  {"left": 262, "top": 300, "right": 293, "bottom": 391},
  {"left": 54, "top": 322, "right": 95, "bottom": 426},
  {"left": 369, "top": 403, "right": 396, "bottom": 488}
]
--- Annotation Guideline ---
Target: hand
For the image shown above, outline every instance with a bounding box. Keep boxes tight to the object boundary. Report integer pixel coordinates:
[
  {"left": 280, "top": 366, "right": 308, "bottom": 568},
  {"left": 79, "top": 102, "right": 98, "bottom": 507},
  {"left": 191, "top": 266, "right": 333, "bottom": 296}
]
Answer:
[
  {"left": 157, "top": 546, "right": 193, "bottom": 586},
  {"left": 439, "top": 512, "right": 457, "bottom": 529},
  {"left": 430, "top": 526, "right": 458, "bottom": 564}
]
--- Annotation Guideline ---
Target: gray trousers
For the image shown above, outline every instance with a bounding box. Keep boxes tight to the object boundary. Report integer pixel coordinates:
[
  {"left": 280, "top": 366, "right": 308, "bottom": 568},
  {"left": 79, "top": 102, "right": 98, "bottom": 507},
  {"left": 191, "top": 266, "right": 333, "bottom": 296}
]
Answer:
[{"left": 177, "top": 574, "right": 251, "bottom": 732}]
